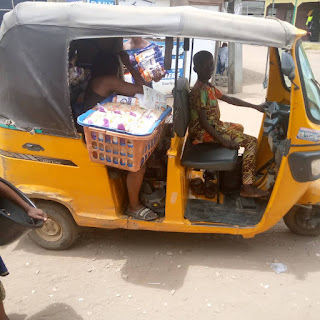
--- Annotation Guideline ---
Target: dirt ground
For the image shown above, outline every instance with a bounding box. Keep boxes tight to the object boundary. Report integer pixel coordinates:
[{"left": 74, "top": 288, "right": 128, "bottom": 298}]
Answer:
[{"left": 2, "top": 45, "right": 320, "bottom": 320}]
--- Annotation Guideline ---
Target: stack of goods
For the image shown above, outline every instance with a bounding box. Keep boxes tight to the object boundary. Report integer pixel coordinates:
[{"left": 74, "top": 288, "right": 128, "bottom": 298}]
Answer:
[
  {"left": 130, "top": 43, "right": 166, "bottom": 83},
  {"left": 82, "top": 102, "right": 163, "bottom": 135},
  {"left": 78, "top": 93, "right": 172, "bottom": 171}
]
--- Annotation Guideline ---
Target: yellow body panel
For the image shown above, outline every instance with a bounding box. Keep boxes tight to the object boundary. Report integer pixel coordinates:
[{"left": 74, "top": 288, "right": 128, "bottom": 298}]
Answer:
[{"left": 0, "top": 128, "right": 127, "bottom": 228}]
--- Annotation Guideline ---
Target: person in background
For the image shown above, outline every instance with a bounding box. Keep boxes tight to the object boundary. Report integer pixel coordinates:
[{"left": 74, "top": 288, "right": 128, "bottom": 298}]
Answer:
[
  {"left": 83, "top": 51, "right": 158, "bottom": 221},
  {"left": 216, "top": 43, "right": 228, "bottom": 75},
  {"left": 123, "top": 37, "right": 165, "bottom": 85},
  {"left": 306, "top": 10, "right": 313, "bottom": 40},
  {"left": 69, "top": 49, "right": 91, "bottom": 106},
  {"left": 0, "top": 181, "right": 47, "bottom": 320},
  {"left": 190, "top": 50, "right": 269, "bottom": 198}
]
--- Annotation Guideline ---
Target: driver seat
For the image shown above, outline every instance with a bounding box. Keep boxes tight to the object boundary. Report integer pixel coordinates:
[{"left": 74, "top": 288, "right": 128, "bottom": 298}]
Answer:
[{"left": 173, "top": 77, "right": 238, "bottom": 201}]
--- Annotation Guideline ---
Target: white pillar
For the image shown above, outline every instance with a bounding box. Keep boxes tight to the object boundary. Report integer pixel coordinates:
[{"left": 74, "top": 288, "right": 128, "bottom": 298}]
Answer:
[{"left": 227, "top": 0, "right": 243, "bottom": 94}]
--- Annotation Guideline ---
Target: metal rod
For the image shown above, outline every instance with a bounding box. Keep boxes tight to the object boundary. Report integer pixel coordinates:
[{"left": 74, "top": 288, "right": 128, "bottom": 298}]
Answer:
[
  {"left": 189, "top": 38, "right": 194, "bottom": 86},
  {"left": 174, "top": 37, "right": 180, "bottom": 92},
  {"left": 292, "top": 0, "right": 298, "bottom": 25}
]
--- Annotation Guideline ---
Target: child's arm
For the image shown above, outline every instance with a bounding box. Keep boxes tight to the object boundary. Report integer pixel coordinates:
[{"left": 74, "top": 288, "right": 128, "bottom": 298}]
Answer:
[
  {"left": 0, "top": 181, "right": 47, "bottom": 221},
  {"left": 198, "top": 109, "right": 239, "bottom": 150},
  {"left": 220, "top": 95, "right": 267, "bottom": 112}
]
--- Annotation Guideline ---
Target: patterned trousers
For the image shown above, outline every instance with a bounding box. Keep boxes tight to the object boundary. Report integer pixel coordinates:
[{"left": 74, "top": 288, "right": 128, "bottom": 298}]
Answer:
[
  {"left": 204, "top": 122, "right": 257, "bottom": 185},
  {"left": 222, "top": 123, "right": 257, "bottom": 185}
]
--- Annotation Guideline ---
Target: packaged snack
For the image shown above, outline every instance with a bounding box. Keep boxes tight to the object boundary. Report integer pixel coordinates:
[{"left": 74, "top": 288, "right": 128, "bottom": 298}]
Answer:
[
  {"left": 82, "top": 101, "right": 164, "bottom": 135},
  {"left": 112, "top": 95, "right": 140, "bottom": 107},
  {"left": 133, "top": 43, "right": 166, "bottom": 83}
]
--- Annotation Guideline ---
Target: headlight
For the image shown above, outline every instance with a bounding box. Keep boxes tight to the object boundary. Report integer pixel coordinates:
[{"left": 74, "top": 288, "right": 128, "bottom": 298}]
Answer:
[
  {"left": 311, "top": 159, "right": 320, "bottom": 176},
  {"left": 289, "top": 151, "right": 320, "bottom": 182}
]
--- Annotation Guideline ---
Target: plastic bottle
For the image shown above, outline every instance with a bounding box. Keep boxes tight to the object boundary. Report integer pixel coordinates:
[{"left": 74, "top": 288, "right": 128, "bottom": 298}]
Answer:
[
  {"left": 105, "top": 135, "right": 111, "bottom": 143},
  {"left": 127, "top": 149, "right": 133, "bottom": 158},
  {"left": 127, "top": 159, "right": 133, "bottom": 168},
  {"left": 127, "top": 139, "right": 133, "bottom": 148}
]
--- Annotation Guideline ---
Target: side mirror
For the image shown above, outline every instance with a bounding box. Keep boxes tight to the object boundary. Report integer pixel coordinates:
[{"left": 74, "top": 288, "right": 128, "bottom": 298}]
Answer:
[
  {"left": 281, "top": 51, "right": 299, "bottom": 90},
  {"left": 281, "top": 51, "right": 295, "bottom": 81}
]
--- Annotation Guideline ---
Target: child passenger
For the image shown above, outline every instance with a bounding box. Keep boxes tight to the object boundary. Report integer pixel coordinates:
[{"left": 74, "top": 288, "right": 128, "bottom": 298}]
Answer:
[
  {"left": 189, "top": 50, "right": 268, "bottom": 198},
  {"left": 83, "top": 51, "right": 158, "bottom": 221}
]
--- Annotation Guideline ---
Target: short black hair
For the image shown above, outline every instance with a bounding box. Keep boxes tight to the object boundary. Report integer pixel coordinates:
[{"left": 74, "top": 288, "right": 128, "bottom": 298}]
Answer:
[
  {"left": 193, "top": 50, "right": 213, "bottom": 69},
  {"left": 91, "top": 52, "right": 120, "bottom": 77}
]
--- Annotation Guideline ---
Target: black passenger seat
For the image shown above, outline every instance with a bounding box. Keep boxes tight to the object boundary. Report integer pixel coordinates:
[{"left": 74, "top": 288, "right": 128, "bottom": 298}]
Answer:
[{"left": 173, "top": 77, "right": 238, "bottom": 201}]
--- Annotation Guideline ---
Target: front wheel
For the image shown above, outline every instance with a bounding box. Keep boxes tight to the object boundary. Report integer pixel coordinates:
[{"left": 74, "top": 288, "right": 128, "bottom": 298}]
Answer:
[
  {"left": 283, "top": 205, "right": 320, "bottom": 236},
  {"left": 28, "top": 200, "right": 80, "bottom": 250}
]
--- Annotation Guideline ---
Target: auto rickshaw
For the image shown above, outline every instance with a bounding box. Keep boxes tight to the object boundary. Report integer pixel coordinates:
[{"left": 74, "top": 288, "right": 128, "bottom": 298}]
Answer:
[{"left": 1, "top": 2, "right": 320, "bottom": 250}]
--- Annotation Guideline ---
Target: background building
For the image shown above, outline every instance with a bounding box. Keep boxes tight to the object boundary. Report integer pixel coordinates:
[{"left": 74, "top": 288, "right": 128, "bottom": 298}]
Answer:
[{"left": 264, "top": 0, "right": 320, "bottom": 41}]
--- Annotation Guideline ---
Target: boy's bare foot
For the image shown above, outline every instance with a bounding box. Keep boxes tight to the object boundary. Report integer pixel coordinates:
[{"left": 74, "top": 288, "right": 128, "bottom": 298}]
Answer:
[{"left": 240, "top": 185, "right": 269, "bottom": 198}]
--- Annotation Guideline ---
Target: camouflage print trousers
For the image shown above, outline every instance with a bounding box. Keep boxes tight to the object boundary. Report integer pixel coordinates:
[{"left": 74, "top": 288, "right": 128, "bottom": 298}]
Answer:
[{"left": 203, "top": 122, "right": 258, "bottom": 185}]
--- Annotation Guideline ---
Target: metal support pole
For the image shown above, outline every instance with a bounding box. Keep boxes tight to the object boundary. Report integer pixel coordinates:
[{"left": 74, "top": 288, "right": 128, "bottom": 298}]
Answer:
[
  {"left": 292, "top": 0, "right": 298, "bottom": 25},
  {"left": 174, "top": 37, "right": 180, "bottom": 95},
  {"left": 189, "top": 38, "right": 194, "bottom": 86},
  {"left": 271, "top": 0, "right": 275, "bottom": 16},
  {"left": 211, "top": 40, "right": 220, "bottom": 86}
]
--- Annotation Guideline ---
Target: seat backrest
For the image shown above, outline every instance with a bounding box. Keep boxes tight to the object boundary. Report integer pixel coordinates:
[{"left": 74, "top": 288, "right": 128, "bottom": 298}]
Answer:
[{"left": 172, "top": 77, "right": 190, "bottom": 138}]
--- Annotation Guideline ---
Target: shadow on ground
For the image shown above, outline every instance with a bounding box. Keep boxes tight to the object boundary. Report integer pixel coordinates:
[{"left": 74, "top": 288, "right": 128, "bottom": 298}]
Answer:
[
  {"left": 8, "top": 303, "right": 82, "bottom": 320},
  {"left": 10, "top": 223, "right": 320, "bottom": 291}
]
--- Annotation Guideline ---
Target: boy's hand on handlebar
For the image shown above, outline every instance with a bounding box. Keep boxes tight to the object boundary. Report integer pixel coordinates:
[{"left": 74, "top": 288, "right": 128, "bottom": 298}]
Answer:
[
  {"left": 221, "top": 139, "right": 239, "bottom": 150},
  {"left": 27, "top": 207, "right": 47, "bottom": 221}
]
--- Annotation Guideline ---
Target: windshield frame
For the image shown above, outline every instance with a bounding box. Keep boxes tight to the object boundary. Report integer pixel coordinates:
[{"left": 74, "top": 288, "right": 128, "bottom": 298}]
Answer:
[
  {"left": 277, "top": 48, "right": 291, "bottom": 92},
  {"left": 296, "top": 40, "right": 320, "bottom": 125}
]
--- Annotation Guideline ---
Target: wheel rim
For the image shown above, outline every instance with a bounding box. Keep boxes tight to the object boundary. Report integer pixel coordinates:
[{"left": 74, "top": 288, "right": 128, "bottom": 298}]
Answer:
[
  {"left": 35, "top": 216, "right": 63, "bottom": 242},
  {"left": 295, "top": 207, "right": 320, "bottom": 230}
]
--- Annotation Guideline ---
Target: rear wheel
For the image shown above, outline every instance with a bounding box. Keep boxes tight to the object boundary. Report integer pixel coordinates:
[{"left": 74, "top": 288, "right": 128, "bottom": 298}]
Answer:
[
  {"left": 28, "top": 200, "right": 80, "bottom": 250},
  {"left": 283, "top": 205, "right": 320, "bottom": 236}
]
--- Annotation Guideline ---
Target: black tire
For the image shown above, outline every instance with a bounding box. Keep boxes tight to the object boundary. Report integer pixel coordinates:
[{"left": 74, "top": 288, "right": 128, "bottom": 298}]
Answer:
[
  {"left": 283, "top": 205, "right": 320, "bottom": 237},
  {"left": 28, "top": 200, "right": 80, "bottom": 250}
]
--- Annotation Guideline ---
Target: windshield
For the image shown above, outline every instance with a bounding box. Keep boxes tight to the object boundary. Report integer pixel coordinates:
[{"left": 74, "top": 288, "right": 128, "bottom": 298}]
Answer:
[{"left": 298, "top": 45, "right": 320, "bottom": 122}]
